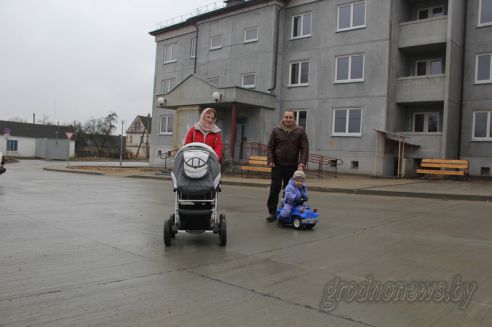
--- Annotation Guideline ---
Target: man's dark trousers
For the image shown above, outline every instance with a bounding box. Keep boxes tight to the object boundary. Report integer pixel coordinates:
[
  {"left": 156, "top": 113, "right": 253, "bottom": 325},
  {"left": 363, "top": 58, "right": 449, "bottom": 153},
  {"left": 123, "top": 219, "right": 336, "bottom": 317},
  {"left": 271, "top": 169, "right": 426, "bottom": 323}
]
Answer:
[{"left": 267, "top": 165, "right": 297, "bottom": 215}]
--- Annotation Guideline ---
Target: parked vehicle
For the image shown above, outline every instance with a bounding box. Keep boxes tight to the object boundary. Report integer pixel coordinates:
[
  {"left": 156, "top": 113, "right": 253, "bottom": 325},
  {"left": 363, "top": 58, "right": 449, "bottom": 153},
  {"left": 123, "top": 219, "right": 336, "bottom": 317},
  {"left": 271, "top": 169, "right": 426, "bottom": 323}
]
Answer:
[{"left": 0, "top": 151, "right": 6, "bottom": 174}]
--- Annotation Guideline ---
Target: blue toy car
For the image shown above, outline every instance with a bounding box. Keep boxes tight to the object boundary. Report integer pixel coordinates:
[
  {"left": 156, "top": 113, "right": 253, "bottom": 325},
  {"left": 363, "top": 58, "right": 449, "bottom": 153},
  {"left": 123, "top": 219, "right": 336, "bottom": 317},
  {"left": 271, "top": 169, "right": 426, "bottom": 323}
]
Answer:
[{"left": 276, "top": 202, "right": 319, "bottom": 230}]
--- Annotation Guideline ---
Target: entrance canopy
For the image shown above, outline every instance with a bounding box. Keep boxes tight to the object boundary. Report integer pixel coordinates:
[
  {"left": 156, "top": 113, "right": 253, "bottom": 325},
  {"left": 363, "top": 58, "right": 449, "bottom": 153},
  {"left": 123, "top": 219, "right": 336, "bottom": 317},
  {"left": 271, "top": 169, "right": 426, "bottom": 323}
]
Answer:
[{"left": 155, "top": 74, "right": 276, "bottom": 110}]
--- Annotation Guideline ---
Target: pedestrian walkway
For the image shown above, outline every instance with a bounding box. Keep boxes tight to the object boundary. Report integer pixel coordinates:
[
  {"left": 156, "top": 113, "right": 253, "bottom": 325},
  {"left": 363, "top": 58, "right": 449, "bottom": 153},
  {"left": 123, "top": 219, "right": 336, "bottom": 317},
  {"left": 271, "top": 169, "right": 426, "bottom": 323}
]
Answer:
[{"left": 40, "top": 160, "right": 492, "bottom": 202}]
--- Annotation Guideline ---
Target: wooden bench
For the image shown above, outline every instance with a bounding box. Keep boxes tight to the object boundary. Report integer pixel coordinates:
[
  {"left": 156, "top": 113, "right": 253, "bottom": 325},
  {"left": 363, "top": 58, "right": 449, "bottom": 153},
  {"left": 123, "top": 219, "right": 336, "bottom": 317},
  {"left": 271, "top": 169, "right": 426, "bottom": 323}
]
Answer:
[
  {"left": 240, "top": 156, "right": 271, "bottom": 177},
  {"left": 416, "top": 159, "right": 469, "bottom": 178}
]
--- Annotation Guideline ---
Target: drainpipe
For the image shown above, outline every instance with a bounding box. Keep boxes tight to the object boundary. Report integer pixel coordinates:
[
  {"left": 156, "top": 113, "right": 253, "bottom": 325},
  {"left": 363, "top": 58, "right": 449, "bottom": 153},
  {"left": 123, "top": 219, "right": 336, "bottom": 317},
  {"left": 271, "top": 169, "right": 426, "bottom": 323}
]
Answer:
[
  {"left": 457, "top": 1, "right": 468, "bottom": 159},
  {"left": 193, "top": 23, "right": 199, "bottom": 74},
  {"left": 267, "top": 3, "right": 285, "bottom": 93}
]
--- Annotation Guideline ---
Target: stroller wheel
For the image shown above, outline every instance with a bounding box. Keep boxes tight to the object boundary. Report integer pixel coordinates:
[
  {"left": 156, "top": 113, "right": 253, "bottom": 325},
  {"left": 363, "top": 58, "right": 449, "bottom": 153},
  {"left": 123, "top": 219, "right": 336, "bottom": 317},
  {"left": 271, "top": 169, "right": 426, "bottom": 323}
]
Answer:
[
  {"left": 292, "top": 218, "right": 302, "bottom": 230},
  {"left": 170, "top": 214, "right": 176, "bottom": 238},
  {"left": 219, "top": 214, "right": 227, "bottom": 246},
  {"left": 164, "top": 218, "right": 172, "bottom": 246}
]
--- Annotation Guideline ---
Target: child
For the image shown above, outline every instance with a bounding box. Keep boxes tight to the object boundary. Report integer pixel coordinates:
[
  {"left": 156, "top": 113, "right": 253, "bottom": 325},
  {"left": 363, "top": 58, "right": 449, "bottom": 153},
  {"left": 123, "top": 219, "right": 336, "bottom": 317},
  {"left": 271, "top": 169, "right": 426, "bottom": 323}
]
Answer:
[{"left": 278, "top": 170, "right": 308, "bottom": 219}]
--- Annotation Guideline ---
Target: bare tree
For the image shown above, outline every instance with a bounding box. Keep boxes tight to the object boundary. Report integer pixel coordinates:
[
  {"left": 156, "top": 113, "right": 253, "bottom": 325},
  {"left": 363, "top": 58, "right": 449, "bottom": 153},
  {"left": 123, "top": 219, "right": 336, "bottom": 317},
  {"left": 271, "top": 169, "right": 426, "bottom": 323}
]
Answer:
[
  {"left": 37, "top": 114, "right": 54, "bottom": 125},
  {"left": 83, "top": 112, "right": 118, "bottom": 157}
]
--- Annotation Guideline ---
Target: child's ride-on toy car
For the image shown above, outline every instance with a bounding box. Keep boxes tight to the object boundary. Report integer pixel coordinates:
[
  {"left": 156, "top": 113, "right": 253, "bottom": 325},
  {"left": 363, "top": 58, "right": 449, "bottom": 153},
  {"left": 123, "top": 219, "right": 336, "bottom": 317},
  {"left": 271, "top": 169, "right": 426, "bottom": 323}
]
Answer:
[{"left": 276, "top": 202, "right": 319, "bottom": 230}]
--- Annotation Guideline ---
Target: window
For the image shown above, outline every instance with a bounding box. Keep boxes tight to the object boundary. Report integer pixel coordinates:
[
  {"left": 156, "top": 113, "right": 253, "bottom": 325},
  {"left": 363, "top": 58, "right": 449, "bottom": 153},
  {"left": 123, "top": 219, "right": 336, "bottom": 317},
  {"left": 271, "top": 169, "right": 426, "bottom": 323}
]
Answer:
[
  {"left": 338, "top": 1, "right": 366, "bottom": 31},
  {"left": 190, "top": 38, "right": 196, "bottom": 58},
  {"left": 291, "top": 12, "right": 312, "bottom": 39},
  {"left": 476, "top": 53, "right": 492, "bottom": 83},
  {"left": 417, "top": 6, "right": 445, "bottom": 20},
  {"left": 415, "top": 59, "right": 443, "bottom": 76},
  {"left": 161, "top": 78, "right": 175, "bottom": 94},
  {"left": 241, "top": 73, "right": 256, "bottom": 88},
  {"left": 479, "top": 0, "right": 492, "bottom": 26},
  {"left": 332, "top": 108, "right": 362, "bottom": 136},
  {"left": 473, "top": 111, "right": 492, "bottom": 140},
  {"left": 164, "top": 44, "right": 177, "bottom": 63},
  {"left": 335, "top": 54, "right": 364, "bottom": 83},
  {"left": 293, "top": 110, "right": 307, "bottom": 129},
  {"left": 244, "top": 27, "right": 259, "bottom": 43},
  {"left": 160, "top": 115, "right": 174, "bottom": 135},
  {"left": 207, "top": 77, "right": 219, "bottom": 86},
  {"left": 413, "top": 112, "right": 439, "bottom": 133},
  {"left": 289, "top": 60, "right": 310, "bottom": 86},
  {"left": 210, "top": 35, "right": 222, "bottom": 50},
  {"left": 7, "top": 139, "right": 18, "bottom": 151}
]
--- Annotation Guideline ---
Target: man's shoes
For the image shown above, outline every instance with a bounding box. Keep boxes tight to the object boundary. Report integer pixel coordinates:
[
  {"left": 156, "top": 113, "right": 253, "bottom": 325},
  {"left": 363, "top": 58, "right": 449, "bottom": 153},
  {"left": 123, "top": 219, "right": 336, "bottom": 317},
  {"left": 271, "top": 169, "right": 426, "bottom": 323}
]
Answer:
[{"left": 266, "top": 214, "right": 276, "bottom": 222}]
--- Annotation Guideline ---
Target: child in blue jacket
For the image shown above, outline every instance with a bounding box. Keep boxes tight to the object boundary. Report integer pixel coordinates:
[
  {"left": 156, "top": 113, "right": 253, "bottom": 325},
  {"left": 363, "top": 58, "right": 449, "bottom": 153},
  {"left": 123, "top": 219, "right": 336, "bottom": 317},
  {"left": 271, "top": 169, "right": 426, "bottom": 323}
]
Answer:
[{"left": 278, "top": 170, "right": 308, "bottom": 219}]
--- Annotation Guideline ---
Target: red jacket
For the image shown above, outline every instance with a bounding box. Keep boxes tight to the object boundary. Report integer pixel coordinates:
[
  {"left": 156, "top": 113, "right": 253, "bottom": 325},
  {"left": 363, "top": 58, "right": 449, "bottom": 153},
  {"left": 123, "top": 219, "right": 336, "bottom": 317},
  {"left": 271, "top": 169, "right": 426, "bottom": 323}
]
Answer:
[{"left": 184, "top": 126, "right": 223, "bottom": 161}]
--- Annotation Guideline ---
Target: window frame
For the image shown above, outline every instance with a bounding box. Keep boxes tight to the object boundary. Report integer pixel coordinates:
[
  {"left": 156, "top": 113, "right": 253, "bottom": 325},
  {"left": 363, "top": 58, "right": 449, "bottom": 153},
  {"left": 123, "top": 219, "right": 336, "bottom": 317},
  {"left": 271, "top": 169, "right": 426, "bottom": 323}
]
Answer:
[
  {"left": 478, "top": 0, "right": 492, "bottom": 27},
  {"left": 417, "top": 5, "right": 445, "bottom": 20},
  {"left": 291, "top": 12, "right": 312, "bottom": 39},
  {"left": 475, "top": 53, "right": 492, "bottom": 84},
  {"left": 288, "top": 60, "right": 310, "bottom": 87},
  {"left": 334, "top": 54, "right": 365, "bottom": 83},
  {"left": 244, "top": 27, "right": 259, "bottom": 43},
  {"left": 412, "top": 112, "right": 440, "bottom": 133},
  {"left": 293, "top": 110, "right": 308, "bottom": 130},
  {"left": 161, "top": 78, "right": 175, "bottom": 94},
  {"left": 210, "top": 35, "right": 223, "bottom": 50},
  {"left": 332, "top": 108, "right": 362, "bottom": 137},
  {"left": 241, "top": 73, "right": 256, "bottom": 88},
  {"left": 159, "top": 115, "right": 174, "bottom": 135},
  {"left": 190, "top": 37, "right": 196, "bottom": 58},
  {"left": 6, "top": 139, "right": 18, "bottom": 151},
  {"left": 414, "top": 58, "right": 443, "bottom": 76},
  {"left": 337, "top": 1, "right": 367, "bottom": 32},
  {"left": 472, "top": 111, "right": 492, "bottom": 140},
  {"left": 163, "top": 43, "right": 177, "bottom": 64}
]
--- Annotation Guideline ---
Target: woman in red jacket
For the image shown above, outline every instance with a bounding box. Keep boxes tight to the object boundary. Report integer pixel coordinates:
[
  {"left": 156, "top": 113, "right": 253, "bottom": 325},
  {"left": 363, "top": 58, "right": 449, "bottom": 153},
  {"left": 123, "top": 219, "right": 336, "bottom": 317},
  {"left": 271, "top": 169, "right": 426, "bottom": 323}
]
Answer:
[{"left": 184, "top": 107, "right": 223, "bottom": 161}]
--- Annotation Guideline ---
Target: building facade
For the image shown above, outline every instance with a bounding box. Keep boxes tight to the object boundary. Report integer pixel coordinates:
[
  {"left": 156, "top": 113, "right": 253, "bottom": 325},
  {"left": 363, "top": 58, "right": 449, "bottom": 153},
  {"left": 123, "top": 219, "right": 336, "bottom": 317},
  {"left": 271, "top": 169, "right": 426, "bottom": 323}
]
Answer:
[
  {"left": 149, "top": 0, "right": 492, "bottom": 177},
  {"left": 126, "top": 115, "right": 152, "bottom": 159}
]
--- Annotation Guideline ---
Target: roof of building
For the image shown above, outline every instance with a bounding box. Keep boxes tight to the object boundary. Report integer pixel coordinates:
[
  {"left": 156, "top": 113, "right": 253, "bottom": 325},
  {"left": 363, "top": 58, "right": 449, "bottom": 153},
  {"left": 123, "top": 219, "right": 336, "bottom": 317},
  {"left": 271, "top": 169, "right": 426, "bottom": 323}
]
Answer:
[
  {"left": 126, "top": 115, "right": 152, "bottom": 133},
  {"left": 149, "top": 0, "right": 287, "bottom": 36},
  {"left": 0, "top": 120, "right": 74, "bottom": 139}
]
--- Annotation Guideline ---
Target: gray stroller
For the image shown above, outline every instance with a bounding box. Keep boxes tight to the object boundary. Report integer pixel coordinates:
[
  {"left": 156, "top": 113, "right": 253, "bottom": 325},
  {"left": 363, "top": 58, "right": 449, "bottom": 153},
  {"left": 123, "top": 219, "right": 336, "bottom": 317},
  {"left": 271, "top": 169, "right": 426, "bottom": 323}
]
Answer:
[{"left": 164, "top": 142, "right": 226, "bottom": 246}]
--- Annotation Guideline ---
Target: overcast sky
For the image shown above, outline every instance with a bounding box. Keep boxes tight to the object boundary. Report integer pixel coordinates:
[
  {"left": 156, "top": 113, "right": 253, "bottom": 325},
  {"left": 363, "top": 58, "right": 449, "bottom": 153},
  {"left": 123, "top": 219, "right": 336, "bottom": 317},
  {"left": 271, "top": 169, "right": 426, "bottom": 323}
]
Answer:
[{"left": 0, "top": 0, "right": 209, "bottom": 134}]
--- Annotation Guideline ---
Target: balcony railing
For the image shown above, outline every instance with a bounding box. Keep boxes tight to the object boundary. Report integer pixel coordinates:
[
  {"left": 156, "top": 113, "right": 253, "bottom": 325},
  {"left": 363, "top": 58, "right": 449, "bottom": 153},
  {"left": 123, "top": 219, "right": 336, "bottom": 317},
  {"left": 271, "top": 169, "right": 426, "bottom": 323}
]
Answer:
[
  {"left": 399, "top": 16, "right": 447, "bottom": 49},
  {"left": 396, "top": 75, "right": 445, "bottom": 103}
]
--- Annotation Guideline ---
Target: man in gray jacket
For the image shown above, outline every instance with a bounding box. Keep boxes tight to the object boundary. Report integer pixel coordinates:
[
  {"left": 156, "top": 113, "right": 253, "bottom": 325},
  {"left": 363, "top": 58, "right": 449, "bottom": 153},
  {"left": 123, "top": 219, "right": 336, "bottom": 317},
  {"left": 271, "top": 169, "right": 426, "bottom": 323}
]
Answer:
[{"left": 266, "top": 110, "right": 309, "bottom": 222}]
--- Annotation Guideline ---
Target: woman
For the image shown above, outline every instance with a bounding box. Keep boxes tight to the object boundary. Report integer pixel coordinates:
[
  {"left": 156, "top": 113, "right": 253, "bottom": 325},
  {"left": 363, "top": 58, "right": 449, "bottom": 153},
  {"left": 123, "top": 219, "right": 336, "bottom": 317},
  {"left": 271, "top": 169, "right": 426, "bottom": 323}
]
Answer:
[{"left": 184, "top": 107, "right": 223, "bottom": 161}]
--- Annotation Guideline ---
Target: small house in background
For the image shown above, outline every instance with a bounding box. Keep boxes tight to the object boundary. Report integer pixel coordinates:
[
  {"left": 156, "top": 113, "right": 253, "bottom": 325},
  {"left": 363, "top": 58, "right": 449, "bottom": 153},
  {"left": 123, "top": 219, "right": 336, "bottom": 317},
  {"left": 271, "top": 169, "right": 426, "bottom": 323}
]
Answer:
[
  {"left": 0, "top": 120, "right": 75, "bottom": 159},
  {"left": 126, "top": 115, "right": 151, "bottom": 160}
]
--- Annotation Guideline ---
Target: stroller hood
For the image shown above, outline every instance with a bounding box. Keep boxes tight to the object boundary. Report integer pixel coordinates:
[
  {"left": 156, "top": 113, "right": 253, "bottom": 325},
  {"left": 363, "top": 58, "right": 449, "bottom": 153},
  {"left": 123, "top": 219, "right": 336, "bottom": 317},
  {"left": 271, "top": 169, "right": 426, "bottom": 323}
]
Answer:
[{"left": 171, "top": 142, "right": 221, "bottom": 191}]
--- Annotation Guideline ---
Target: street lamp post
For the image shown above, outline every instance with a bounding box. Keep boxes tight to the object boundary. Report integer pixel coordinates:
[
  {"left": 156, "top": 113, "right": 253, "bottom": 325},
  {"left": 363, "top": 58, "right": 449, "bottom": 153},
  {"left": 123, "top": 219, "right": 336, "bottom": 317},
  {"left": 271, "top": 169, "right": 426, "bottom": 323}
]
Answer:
[{"left": 119, "top": 120, "right": 125, "bottom": 167}]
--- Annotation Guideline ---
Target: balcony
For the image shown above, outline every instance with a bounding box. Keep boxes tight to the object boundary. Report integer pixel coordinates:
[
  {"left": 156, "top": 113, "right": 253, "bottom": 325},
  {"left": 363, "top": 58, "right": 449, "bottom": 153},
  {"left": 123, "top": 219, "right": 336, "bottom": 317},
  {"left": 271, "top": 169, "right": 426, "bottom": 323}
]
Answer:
[
  {"left": 399, "top": 16, "right": 447, "bottom": 49},
  {"left": 396, "top": 75, "right": 445, "bottom": 103},
  {"left": 397, "top": 132, "right": 443, "bottom": 157}
]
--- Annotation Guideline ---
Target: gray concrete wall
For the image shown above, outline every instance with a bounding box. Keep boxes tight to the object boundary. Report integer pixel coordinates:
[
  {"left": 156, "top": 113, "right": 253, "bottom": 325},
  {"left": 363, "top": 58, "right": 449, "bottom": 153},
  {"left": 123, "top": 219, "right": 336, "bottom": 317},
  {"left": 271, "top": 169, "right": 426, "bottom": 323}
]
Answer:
[{"left": 35, "top": 139, "right": 70, "bottom": 160}]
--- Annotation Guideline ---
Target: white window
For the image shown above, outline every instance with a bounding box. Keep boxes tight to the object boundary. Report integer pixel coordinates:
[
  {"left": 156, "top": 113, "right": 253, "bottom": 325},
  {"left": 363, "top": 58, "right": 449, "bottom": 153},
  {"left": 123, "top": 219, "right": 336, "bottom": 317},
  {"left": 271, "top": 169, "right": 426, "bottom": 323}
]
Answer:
[
  {"left": 335, "top": 54, "right": 364, "bottom": 83},
  {"left": 190, "top": 37, "right": 196, "bottom": 58},
  {"left": 289, "top": 60, "right": 310, "bottom": 86},
  {"left": 160, "top": 115, "right": 174, "bottom": 135},
  {"left": 207, "top": 77, "right": 219, "bottom": 86},
  {"left": 413, "top": 112, "right": 440, "bottom": 133},
  {"left": 338, "top": 1, "right": 366, "bottom": 31},
  {"left": 161, "top": 78, "right": 175, "bottom": 94},
  {"left": 476, "top": 53, "right": 492, "bottom": 83},
  {"left": 333, "top": 108, "right": 362, "bottom": 136},
  {"left": 241, "top": 73, "right": 256, "bottom": 88},
  {"left": 479, "top": 0, "right": 492, "bottom": 26},
  {"left": 7, "top": 139, "right": 18, "bottom": 151},
  {"left": 417, "top": 6, "right": 445, "bottom": 20},
  {"left": 244, "top": 27, "right": 259, "bottom": 43},
  {"left": 473, "top": 111, "right": 492, "bottom": 140},
  {"left": 415, "top": 59, "right": 443, "bottom": 76},
  {"left": 210, "top": 35, "right": 222, "bottom": 50},
  {"left": 164, "top": 44, "right": 177, "bottom": 63},
  {"left": 291, "top": 12, "right": 312, "bottom": 39},
  {"left": 293, "top": 110, "right": 308, "bottom": 129}
]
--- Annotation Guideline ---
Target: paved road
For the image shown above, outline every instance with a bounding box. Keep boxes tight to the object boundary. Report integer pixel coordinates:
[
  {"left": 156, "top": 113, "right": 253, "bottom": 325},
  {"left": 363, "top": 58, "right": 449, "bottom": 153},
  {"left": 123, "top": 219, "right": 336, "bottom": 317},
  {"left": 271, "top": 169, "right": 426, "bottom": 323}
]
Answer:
[{"left": 1, "top": 161, "right": 491, "bottom": 326}]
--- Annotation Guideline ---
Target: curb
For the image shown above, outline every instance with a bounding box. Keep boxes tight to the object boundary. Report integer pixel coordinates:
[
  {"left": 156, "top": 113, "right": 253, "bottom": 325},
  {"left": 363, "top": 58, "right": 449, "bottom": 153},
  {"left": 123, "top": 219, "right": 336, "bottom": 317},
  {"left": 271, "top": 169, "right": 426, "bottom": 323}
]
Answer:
[{"left": 43, "top": 167, "right": 492, "bottom": 202}]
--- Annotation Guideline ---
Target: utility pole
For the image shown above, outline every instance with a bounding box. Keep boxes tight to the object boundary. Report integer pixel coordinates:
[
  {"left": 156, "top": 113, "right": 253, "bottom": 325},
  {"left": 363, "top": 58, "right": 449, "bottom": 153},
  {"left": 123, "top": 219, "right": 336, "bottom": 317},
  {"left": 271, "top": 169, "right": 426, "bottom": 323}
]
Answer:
[{"left": 119, "top": 120, "right": 125, "bottom": 167}]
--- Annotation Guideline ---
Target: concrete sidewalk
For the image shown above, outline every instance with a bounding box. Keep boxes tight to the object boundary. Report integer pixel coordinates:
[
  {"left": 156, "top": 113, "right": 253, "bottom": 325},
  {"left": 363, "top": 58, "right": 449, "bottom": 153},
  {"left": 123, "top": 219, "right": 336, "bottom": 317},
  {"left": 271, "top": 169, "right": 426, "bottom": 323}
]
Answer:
[{"left": 41, "top": 161, "right": 492, "bottom": 202}]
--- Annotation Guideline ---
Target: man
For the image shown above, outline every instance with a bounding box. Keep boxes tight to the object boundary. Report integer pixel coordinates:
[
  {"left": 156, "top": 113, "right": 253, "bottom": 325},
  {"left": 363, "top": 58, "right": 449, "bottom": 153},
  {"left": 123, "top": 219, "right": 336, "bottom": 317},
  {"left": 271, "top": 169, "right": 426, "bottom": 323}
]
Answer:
[{"left": 266, "top": 110, "right": 309, "bottom": 222}]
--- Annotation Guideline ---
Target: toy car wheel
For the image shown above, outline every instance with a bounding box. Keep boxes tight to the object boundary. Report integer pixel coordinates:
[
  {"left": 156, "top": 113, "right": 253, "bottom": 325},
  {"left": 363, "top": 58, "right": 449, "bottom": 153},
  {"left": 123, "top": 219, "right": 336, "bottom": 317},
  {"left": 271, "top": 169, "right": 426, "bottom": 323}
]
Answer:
[
  {"left": 292, "top": 218, "right": 302, "bottom": 230},
  {"left": 169, "top": 214, "right": 176, "bottom": 238},
  {"left": 305, "top": 224, "right": 315, "bottom": 230},
  {"left": 164, "top": 218, "right": 172, "bottom": 246},
  {"left": 219, "top": 214, "right": 227, "bottom": 246}
]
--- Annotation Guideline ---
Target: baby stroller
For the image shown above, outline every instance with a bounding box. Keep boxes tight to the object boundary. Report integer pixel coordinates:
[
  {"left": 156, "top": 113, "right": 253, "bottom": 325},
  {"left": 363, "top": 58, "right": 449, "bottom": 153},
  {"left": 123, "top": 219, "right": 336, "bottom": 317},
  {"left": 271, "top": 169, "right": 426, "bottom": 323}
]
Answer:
[{"left": 164, "top": 142, "right": 226, "bottom": 246}]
